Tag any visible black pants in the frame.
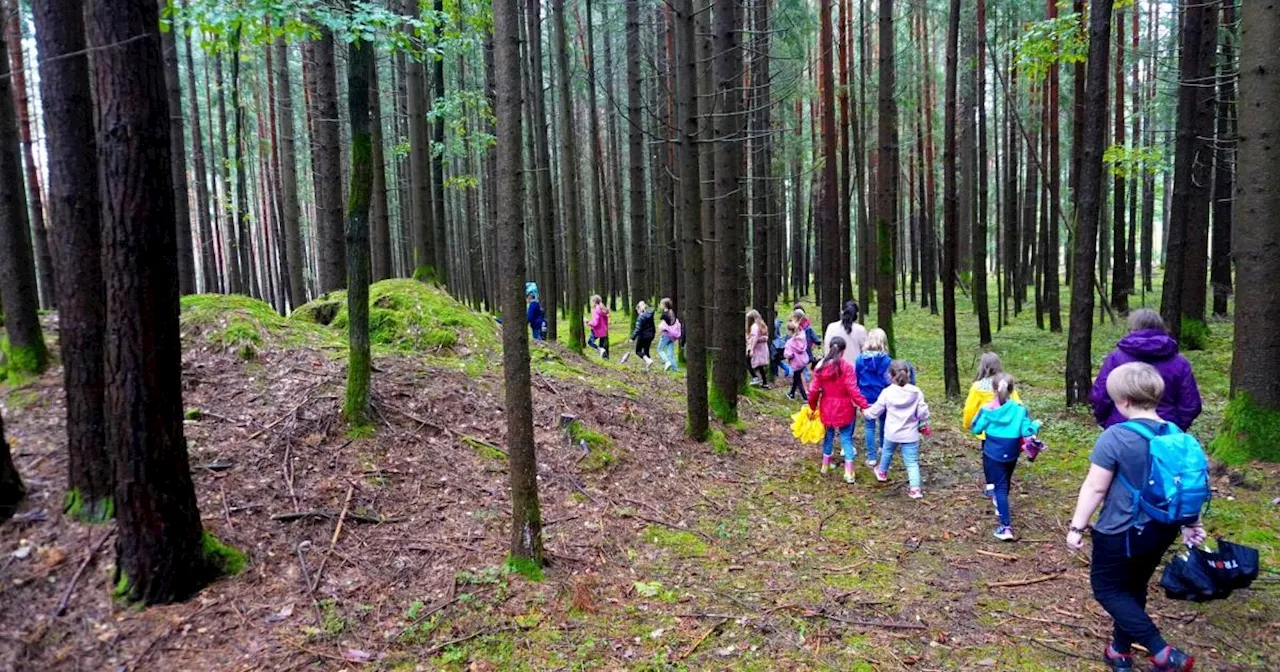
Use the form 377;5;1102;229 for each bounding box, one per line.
635;337;652;359
750;365;768;384
589;334;609;358
1091;523;1179;655
789;370;808;399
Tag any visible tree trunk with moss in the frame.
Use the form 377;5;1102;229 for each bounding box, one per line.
1217;0;1280;463
875;0;898;351
344;30;375;428
552;0;586;351
0;410;22;521
0;13;46;379
89;0;219;605
34;0;111;521
710;0;744;422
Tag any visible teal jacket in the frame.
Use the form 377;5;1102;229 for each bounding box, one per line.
971;400;1040;463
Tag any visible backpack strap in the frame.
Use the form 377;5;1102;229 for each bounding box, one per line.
1119;419;1157;441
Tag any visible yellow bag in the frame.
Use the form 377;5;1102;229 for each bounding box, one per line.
790;408;825;444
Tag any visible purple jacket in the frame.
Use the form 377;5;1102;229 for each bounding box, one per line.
1089;329;1202;431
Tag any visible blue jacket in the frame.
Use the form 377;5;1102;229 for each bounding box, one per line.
772;319;790;352
971;400;1041;463
855;351;893;404
526;300;545;333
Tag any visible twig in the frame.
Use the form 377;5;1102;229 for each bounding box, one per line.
423;626;515;656
1021;636;1092;660
621;511;715;543
988;572;1063;588
248;392;332;440
271;510;403;524
294;542;324;626
976;549;1019;561
677;618;726;660
310;485;354;592
391;596;459;641
53;531;114;617
815;613;928;630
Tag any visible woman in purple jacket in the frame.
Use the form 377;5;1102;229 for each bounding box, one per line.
1090;309;1202;431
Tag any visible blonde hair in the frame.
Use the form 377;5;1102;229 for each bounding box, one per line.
864;328;888;353
976;352;1004;380
745;309;765;335
992;373;1015;404
1106;362;1165;409
786;320;798;335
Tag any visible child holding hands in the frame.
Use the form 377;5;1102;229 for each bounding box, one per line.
864;360;931;499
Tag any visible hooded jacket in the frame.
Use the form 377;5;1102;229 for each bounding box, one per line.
587;306;610;339
971;399;1041;463
784;333;810;369
630;309;656;341
807;359;869;428
864;383;930;444
962;378;1023;436
855;351;893;404
1090;329;1202;430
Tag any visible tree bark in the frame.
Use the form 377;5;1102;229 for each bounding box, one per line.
711;0;745;420
215;52;240;293
310;29;347;293
0;411;22;521
972;0;990;345
674;0;708;439
3;1;55;309
625;0;647;309
942;0;961;398
371;61;392;283
818;0;839;327
431;0;449;286
405;0;437;280
585;0;608;301
344;29;374;427
185;21;217;293
1044;0;1062;332
274;37;307;309
33;0;110;521
1110;7;1129;314
837;0;852;305
1140;0;1158;294
89;0;214;604
1065;0;1114;406
1211;0;1236;318
154;0;196;296
229;31;256;297
552;0;586;350
876;0;898;349
1067;0;1084;289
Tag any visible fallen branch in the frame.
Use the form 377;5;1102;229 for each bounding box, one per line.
1021;636;1092;660
271;510;403;524
295;542;324;626
677;618;726;660
988;573;1063;589
310;485;354;592
53;531;114;617
976;549;1020;562
423;626;515;656
391;596;459;641
816;613;928;631
619;511;715;543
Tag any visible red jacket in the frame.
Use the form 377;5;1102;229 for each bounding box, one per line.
807;359;869;428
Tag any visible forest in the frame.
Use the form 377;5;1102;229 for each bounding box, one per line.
0;0;1277;669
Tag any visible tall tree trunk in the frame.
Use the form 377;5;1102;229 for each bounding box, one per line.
4;1;55;308
856;0;872;314
1067;0;1085;289
344;30;374;427
34;0;110;521
1004;61;1021;316
527;0;559;336
1045;0;1062;332
185;21;217;293
585;0;608;301
494;0;544;564
876;0;898;349
837;0;852;304
957;0;975;278
371;62;392;283
431;0;449;286
406;1;437;280
311;29;346;293
711;0;745;421
942;0;961;398
0;8;46;377
1020;82;1040;308
1211;0;1236;318
154;0;196;296
1140;0;1158;294
674;0;708;439
216;52;240;293
652;6;674;303
972;0;990;345
1065;0;1114;406
697;0;716;342
603;3;626;306
230;32;256;296
818;0;839;327
552;0;586;351
1221;0;1280;461
921;6;938;314
1110;7;1128;314
0;411;21;521
625;0;647;309
275;37;307;309
89;0;220;604
1161;0;1218;346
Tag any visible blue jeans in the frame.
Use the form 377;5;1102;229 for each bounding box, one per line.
821;424;856;461
983;455;1018;526
863;416;885;463
878;441;921;488
658;336;678;371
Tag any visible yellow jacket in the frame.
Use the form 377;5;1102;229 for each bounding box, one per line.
962;377;1023;436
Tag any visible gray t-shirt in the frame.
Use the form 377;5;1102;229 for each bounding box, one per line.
1088;418;1165;535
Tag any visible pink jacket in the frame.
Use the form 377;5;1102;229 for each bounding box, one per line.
747;323;770;368
784;333;809;369
587;306;609;339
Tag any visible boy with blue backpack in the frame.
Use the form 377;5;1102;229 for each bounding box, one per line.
1066;362;1207;672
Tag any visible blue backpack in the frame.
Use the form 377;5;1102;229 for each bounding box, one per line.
1118;421;1211;527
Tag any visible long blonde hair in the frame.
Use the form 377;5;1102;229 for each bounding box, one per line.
864;328;888;353
591;294;608;315
745;309;766;336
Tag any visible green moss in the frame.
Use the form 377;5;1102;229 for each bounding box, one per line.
424;328;459;349
181;294;287;360
184;407;203;420
568;421;615;470
3;341;48;380
318;598;347;637
709;384;738;425
1211;393;1280;464
347;424;376;440
63;489;114;524
463;435;507;461
202;531;247;576
112;572;131;600
305;279;496;354
708;429;733;455
506;554;545;582
641;525;707;556
289;294;344;326
1181;318;1210;351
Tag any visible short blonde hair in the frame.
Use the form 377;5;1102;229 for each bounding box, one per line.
864;328;888;352
1106;362;1165;409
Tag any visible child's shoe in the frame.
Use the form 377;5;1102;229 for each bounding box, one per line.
865;458;877;467
821;455;832;475
843;461;855;484
786;391;795;400
1102;645;1134;670
908;487;923;499
644;359;653;371
874;467;888;482
1149;647;1195;672
993;525;1015;541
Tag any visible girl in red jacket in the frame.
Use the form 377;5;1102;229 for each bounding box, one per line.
808;337;870;483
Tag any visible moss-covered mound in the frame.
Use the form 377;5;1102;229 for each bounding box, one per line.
291;279;497;354
180;294;289;360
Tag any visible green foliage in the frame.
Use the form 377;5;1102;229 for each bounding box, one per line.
1181;318;1210;351
1;340;47;382
1014;11;1088;81
1104;143;1165;179
708;429;733;455
506;554;545;582
173;0;428;55
112;572;131;601
181;294;288;359
641;525;707;557
63;489;114;524
568;421;615;471
317;598;347;637
1211;393;1280;464
463;435;506;461
202;531;248;576
709;384;738;425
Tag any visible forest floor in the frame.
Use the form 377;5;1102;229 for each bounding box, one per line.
0;281;1277;671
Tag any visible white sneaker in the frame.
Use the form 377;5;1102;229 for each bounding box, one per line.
993;526;1015;541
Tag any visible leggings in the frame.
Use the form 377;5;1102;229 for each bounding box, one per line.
789;371;807;399
588;334;610;358
635;337;653;359
1091;524;1179;655
750;365;768;382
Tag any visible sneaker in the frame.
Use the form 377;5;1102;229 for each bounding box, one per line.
644;359;653;371
620;352;631;364
786;391;796;400
1103;646;1135;670
1149;647;1195;672
874;468;888;482
844;470;855;484
598;347;606;358
821;456;832;475
908;487;923;499
865;458;877;467
993;525;1015;541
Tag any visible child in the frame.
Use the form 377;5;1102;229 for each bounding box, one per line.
771;317;793;379
855;328;893;467
962;353;1022;433
970;373;1040;540
586;295;610;359
525;282;546;341
745;310;770;386
807;337;870;483
864;360;930;498
620;301;655;370
783;321;810;400
1066;362;1202;672
656;298;681;372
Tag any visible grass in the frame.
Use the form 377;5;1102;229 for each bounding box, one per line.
566;420;615;471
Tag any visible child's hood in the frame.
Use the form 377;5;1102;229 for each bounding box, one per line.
977;400;1029;428
879;384;924;410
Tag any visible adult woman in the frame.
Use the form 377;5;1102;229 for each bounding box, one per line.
1090;309;1202;431
822;301;867;367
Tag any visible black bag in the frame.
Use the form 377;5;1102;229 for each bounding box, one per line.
1160;538;1261;602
